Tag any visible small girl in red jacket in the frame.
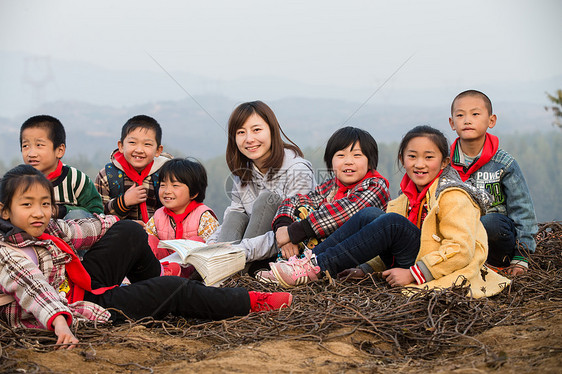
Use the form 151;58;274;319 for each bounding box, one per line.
146;158;219;259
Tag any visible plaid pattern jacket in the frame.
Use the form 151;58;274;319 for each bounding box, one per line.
0;215;117;330
273;174;390;239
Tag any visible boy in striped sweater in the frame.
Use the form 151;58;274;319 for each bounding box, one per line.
20;115;103;220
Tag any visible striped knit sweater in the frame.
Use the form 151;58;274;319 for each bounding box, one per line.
51;165;103;218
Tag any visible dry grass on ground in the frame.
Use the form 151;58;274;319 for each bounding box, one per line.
1;222;561;373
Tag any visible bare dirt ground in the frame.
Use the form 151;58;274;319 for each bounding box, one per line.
2;223;561;374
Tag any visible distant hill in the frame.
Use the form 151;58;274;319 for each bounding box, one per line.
0;94;555;163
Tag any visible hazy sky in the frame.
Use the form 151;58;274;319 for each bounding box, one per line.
1;0;561;114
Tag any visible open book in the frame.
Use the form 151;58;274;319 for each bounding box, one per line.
159;239;245;286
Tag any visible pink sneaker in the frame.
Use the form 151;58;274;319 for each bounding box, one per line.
161;261;181;277
249;291;293;312
270;249;321;288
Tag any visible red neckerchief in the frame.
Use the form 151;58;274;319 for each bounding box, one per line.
334;170;388;200
400;169;443;228
163;201;203;239
450;133;499;182
38;233;118;303
114;152;154;222
46;160;63;181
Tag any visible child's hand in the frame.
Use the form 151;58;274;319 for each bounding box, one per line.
275;227;291;247
507;265;527;276
52;315;79;350
382;268;415;287
337;268;366;280
124;185;148;207
280;242;300;259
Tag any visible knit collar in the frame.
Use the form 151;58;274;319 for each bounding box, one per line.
46;160;64;181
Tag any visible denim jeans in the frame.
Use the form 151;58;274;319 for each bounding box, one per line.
63;209;94;220
481;213;516;267
312;207;421;276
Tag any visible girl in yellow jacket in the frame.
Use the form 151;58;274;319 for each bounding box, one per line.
270;125;510;298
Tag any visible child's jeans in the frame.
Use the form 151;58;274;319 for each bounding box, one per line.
63;209;94;220
82;220;251;323
481;213;517;267
312;208;421;277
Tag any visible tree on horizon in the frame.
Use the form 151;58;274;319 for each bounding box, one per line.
545;89;562;129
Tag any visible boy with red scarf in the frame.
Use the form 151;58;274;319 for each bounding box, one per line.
449;90;538;276
95;115;172;222
20;115;103;220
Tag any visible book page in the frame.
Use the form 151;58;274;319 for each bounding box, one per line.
159;239;208;262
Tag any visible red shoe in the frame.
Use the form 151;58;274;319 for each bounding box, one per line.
161;261;181;277
248;291;293;312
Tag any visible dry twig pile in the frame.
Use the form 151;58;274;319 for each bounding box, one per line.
1;222;561;372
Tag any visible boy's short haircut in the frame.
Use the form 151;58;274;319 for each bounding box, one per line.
159;158;207;203
20;115;66;149
451;90;493;116
323;126;379;170
121;115;163;147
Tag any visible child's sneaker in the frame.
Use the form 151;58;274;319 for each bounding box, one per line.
485;262;507;274
161;261;181;277
270;249;321;288
248;291;293;312
255;270;280;285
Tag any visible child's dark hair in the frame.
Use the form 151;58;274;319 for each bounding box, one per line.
19;115;66;149
0;164;56;214
324;127;379;170
121;115;163;147
158;158;207;203
397;125;449;166
451;90;493;116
